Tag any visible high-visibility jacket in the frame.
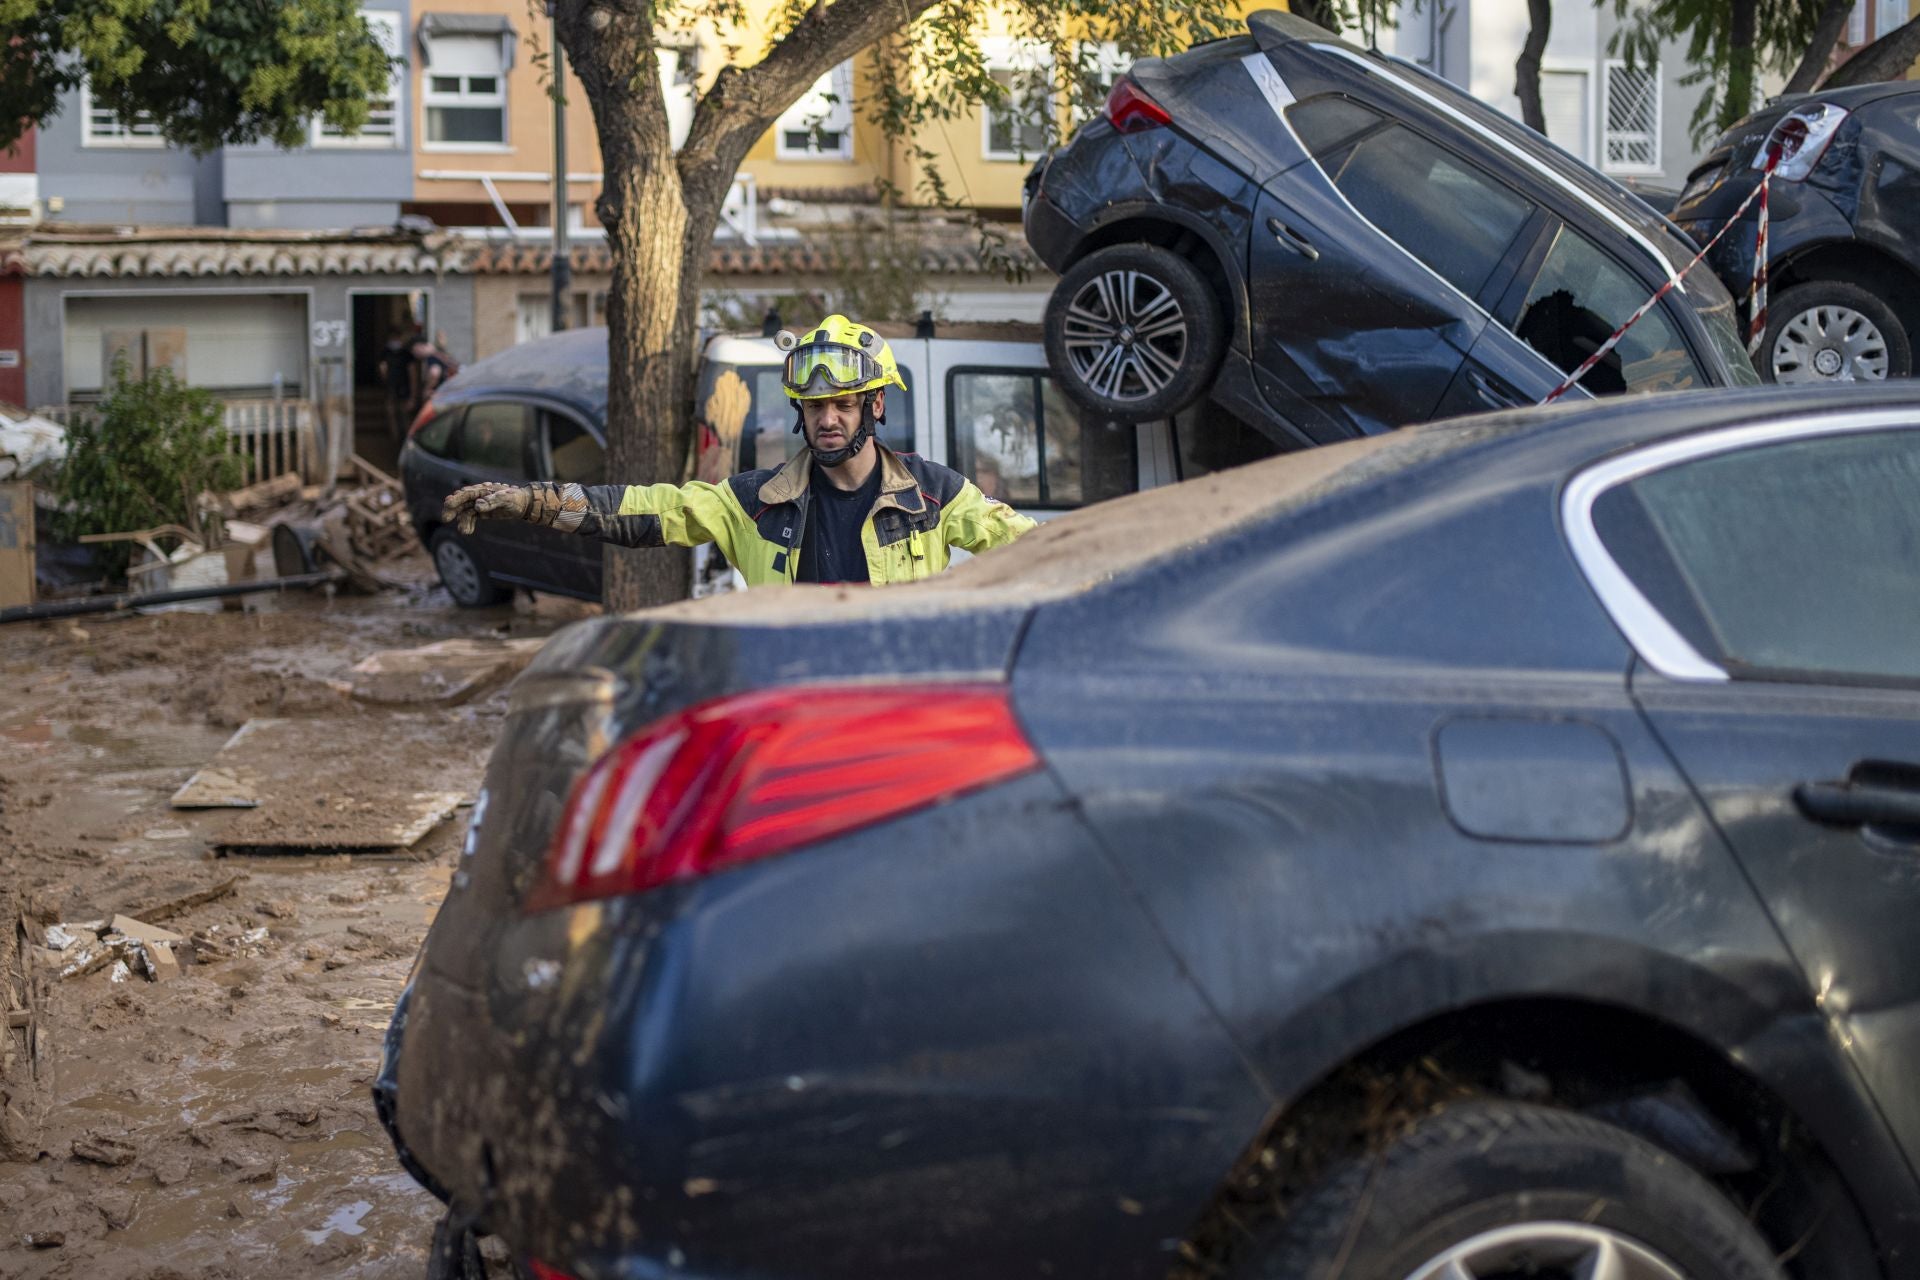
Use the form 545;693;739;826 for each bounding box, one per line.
552;446;1035;587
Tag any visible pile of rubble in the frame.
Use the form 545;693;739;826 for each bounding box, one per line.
214;453;422;593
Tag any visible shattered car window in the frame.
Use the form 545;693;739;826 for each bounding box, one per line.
1515;226;1701;395
1304;115;1535;299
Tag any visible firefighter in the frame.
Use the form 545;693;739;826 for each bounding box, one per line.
441;315;1035;586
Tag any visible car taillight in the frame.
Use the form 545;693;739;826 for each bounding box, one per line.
524;684;1040;913
407;399;436;437
1754;103;1848;181
526;1263;576;1280
1105;77;1170;133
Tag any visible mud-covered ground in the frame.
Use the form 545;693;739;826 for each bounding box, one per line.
0;576;587;1278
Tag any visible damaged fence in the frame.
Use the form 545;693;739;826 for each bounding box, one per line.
33;399;321;487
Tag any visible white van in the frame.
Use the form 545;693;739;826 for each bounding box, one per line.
693;321;1281;521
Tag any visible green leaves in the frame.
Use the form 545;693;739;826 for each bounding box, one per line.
0;0;394;153
54;362;244;582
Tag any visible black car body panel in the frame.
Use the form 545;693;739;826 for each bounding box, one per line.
400;328;613;601
1029;11;1756;447
384;385;1920;1278
1673;83;1920;342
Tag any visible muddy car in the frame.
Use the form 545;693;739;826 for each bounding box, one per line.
1024;9;1759;444
381;384;1920;1280
1671;81;1920;383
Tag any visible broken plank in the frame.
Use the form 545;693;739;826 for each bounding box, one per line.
171;720;275;809
123;875;243;923
216;790;465;855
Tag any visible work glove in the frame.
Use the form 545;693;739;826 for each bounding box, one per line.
443;482;531;535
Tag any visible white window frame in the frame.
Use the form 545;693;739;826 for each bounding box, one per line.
421;35;509;152
1537;58;1595;163
775;61;855;160
1065;40;1131;129
314;9;404;149
79;80;164;148
1601;59;1662;176
981;38;1053;163
1874;0;1905;41
1849;0;1869;45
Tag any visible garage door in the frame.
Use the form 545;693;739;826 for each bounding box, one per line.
63;293;309;399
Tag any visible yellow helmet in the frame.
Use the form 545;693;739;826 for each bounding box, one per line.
774;315;907;401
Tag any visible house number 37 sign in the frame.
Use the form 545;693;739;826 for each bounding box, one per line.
311;320;349;348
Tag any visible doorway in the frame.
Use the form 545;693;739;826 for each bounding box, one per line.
350;290;429;473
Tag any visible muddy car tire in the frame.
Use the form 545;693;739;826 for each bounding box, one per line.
1045;243;1225;422
1232;1101;1783;1280
427;1210;485;1280
430;528;510;608
1762;281;1912;383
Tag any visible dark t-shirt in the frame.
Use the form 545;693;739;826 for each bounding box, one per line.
798;463;880;585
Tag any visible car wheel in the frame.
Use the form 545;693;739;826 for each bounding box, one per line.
1232;1102;1783;1280
430;527;509;608
1045;243;1225;421
426;1210;485;1279
1762;282;1911;383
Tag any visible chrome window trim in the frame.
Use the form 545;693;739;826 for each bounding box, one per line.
1562;408;1918;682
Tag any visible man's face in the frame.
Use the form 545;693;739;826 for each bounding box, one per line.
801;390;882;456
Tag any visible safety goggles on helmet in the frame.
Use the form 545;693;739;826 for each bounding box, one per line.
783;341;885;398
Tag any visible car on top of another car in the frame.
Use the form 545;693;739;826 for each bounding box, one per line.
1024;9;1760;445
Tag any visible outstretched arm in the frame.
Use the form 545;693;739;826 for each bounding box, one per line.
441;480;742;552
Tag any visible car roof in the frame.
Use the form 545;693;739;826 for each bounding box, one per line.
434;326;612;421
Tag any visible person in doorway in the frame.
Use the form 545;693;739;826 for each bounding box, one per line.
441;315;1035;586
378;326;419;443
411;334;460;407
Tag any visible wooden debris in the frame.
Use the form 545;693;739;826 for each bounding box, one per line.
71;1133;137;1166
346;637;546;706
110;915;185;947
123;875;244;922
141;941;180;983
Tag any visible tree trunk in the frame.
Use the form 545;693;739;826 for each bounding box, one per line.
1723;0;1759;134
1823;11;1920;87
556;3;712;612
1785;0;1856;94
1513;0;1552;133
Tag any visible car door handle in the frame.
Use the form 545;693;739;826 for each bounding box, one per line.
1466;367;1526;408
1794;779;1920;829
1266;217;1320;261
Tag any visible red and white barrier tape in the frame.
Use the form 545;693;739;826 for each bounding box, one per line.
1745;170;1770;357
1541;157;1777;404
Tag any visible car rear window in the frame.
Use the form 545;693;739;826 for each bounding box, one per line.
1596;428;1920;683
1293;101;1535;300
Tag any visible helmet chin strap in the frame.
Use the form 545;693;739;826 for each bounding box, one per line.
795;394;881;468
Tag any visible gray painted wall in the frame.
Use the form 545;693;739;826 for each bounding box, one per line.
36;0;411;231
36;88;210;226
222;0;413;230
22;271;474;409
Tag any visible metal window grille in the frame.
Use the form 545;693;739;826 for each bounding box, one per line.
317;11;403;145
82;83;163;145
1603;62;1660;172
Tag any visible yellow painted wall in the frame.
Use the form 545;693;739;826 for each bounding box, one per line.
410;0;606;220
411;0;1276;216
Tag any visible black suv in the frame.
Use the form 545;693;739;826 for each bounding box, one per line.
1025;10;1759;445
1671;82;1920;384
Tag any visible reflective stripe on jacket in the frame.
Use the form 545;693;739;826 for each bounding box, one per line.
565;446;1035;587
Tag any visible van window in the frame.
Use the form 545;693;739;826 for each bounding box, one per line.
701;363;915;474
1296;108;1535;300
948;369;1136;508
1514;225;1702;395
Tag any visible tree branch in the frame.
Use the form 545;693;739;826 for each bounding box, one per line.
678;0;943;176
1821;10;1920;87
1784;0;1852;94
